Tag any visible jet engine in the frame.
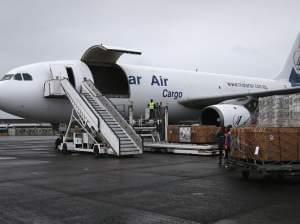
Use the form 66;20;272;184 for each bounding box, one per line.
201;104;251;127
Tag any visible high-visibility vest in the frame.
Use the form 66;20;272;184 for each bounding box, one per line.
149;101;155;110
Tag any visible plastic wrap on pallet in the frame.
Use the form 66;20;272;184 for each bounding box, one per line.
258;94;300;127
289;94;300;127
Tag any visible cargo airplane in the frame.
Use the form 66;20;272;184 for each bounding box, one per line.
1;34;300;127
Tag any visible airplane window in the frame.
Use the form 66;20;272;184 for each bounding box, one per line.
23;73;33;81
1;74;13;81
14;73;22;81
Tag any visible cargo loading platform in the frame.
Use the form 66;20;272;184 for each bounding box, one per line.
144;142;219;156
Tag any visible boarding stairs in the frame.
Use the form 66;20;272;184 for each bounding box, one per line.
60;79;143;156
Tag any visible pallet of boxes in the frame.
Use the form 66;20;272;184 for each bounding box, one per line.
167;125;219;155
230;94;300;179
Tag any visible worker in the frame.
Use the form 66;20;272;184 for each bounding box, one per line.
224;125;232;164
216;125;225;165
148;99;155;119
158;102;163;118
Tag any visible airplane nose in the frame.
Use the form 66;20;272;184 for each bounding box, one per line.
0;81;15;113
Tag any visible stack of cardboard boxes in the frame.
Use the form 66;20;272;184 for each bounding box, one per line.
289;94;300;127
231;127;300;162
167;125;218;144
167;94;300;162
234;94;300;162
258;94;300;127
191;126;218;144
167;125;180;143
258;95;290;127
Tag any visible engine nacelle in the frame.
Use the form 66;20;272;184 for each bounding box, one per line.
201;104;251;127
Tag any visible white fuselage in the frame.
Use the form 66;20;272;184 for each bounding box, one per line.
0;60;289;123
116;64;289;121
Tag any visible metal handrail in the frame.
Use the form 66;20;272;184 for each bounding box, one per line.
80;92;121;155
83;80;143;149
61;79;120;155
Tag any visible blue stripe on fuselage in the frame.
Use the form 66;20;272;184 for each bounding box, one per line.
289;68;300;87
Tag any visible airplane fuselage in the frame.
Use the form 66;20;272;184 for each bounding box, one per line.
0;60;289;124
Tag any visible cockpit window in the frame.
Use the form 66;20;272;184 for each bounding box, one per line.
22;73;32;81
1;74;13;81
14;73;22;81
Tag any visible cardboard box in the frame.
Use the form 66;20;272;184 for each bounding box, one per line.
167;125;179;143
279;128;298;161
254;128;281;161
191;125;218;144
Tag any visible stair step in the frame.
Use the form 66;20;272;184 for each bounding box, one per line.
103;116;114;119
110;125;121;128
120;146;139;150
119;136;129;140
98;112;109;115
110;123;121;126
120;140;132;143
103;118;114;121
97;112;109;115
120;148;140;153
115;131;126;135
105;120;116;123
107;123;118;126
121;144;136;148
120;144;138;149
106;120;117;123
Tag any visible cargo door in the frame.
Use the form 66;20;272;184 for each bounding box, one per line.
44;64;69;98
50;64;68;79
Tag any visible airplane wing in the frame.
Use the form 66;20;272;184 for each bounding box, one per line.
178;87;300;108
81;44;142;64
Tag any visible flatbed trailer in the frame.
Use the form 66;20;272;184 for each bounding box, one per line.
144;142;219;156
227;158;300;179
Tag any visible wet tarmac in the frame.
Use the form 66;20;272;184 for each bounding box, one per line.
0;136;300;224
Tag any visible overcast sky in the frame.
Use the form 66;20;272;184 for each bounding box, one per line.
1;0;300;76
0;0;300;118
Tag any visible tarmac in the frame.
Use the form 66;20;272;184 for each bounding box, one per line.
0;136;300;224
